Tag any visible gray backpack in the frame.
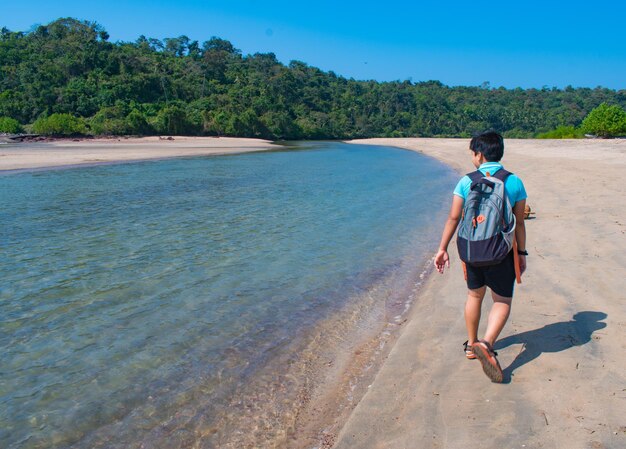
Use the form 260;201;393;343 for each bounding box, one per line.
457;169;516;266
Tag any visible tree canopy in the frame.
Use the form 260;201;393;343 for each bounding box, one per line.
0;116;22;133
580;103;626;138
1;18;625;139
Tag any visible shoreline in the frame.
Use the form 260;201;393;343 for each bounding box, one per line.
288;254;440;449
334;138;626;449
0;136;278;172
1;139;453;449
4;137;625;447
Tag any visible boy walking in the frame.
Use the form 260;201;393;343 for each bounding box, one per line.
434;131;527;383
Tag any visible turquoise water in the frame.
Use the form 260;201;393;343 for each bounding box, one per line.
0;142;457;448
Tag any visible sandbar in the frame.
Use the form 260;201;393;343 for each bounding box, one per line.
332;138;626;449
0;136;277;171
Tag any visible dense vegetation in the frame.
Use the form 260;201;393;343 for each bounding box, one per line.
1;18;625;139
0;116;22;133
580;103;626;138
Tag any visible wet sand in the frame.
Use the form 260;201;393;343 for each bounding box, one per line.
335;138;626;449
0;136;277;171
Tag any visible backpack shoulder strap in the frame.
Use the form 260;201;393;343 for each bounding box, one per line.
493;169;514;221
468;170;495;191
467;170;483;184
492;169;512;181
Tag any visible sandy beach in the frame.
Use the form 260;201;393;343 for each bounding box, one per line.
2;136;625;448
333;138;626;449
0;136;277;171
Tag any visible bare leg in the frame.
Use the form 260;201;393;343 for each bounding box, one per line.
483;291;512;346
465;286;487;345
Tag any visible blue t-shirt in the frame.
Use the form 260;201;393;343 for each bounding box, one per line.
453;162;527;206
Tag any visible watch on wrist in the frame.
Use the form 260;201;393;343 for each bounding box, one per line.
517;249;528;256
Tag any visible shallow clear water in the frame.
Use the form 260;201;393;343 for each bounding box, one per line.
0;142;457;448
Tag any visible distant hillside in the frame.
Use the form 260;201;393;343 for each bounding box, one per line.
1;18;625;139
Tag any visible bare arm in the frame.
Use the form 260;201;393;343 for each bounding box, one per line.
513;199;527;274
434;195;464;274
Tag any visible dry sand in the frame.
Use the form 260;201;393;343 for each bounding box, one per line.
0;136;277;171
333;138;626;449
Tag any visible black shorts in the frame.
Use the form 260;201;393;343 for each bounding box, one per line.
466;251;516;297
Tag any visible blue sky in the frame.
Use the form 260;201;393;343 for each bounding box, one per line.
3;0;625;89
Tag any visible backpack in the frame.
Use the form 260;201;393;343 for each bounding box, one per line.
456;169;516;266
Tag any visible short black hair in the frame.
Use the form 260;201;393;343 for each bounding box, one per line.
470;131;504;162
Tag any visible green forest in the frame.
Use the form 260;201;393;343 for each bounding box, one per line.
1;18;625;139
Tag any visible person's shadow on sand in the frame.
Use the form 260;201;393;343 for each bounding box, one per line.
494;311;607;384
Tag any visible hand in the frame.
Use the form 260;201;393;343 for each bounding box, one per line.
519;255;527;275
434;249;450;274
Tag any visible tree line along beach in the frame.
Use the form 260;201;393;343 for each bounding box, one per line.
1;18;626;141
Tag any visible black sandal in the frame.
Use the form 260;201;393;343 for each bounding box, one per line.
463;340;477;359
